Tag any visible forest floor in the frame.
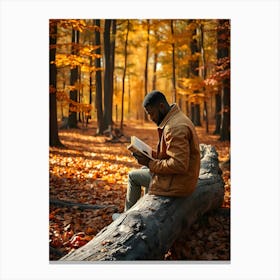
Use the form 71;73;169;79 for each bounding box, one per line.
49;120;230;261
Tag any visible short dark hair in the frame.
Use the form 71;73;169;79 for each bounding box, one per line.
143;90;168;108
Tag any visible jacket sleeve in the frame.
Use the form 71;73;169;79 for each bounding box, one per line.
148;125;190;174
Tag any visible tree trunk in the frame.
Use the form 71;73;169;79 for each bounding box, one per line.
199;23;209;133
220;78;230;141
87;56;92;125
49;20;63;147
170;20;177;103
120;20;129;130
60;144;224;261
152;52;158;90
217;20;230;141
152;29;159;90
143;19;150;122
144;19;150;97
110;19;116;121
191;103;201;126
68;29;79;128
103;19;113;130
78;67;82;123
189;21;201;126
213;93;221;135
94;19;105;135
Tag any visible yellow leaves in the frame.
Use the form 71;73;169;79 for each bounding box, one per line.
178;74;219;102
55;89;93;113
79;45;101;57
54;45;103;74
178;77;205;91
55;54;84;69
58;19;87;32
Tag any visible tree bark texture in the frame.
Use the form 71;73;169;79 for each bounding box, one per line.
68;29;79;128
94;19;104;135
60;144;224;261
189;22;201;126
49;20;63;147
120;20;129;130
213;93;221;135
103;19;113;130
170;20;177;103
217;19;230;141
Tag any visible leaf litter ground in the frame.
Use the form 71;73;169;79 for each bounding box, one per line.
49;121;230;261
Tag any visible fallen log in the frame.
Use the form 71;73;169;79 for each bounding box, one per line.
60;144;224;261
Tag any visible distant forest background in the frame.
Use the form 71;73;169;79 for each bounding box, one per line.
49;19;230;146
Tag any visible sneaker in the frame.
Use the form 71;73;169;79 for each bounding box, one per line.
112;213;121;221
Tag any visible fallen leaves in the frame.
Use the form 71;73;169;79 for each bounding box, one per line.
49;129;134;259
166;210;230;260
49;122;230;260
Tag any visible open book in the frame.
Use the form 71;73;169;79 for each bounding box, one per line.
127;136;154;160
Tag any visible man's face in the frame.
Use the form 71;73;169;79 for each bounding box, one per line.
145;104;165;126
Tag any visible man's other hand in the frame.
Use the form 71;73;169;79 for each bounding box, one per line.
132;153;151;167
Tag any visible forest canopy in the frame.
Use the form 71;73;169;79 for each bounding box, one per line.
49;19;230;146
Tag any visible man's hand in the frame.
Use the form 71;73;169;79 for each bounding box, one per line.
133;152;151;167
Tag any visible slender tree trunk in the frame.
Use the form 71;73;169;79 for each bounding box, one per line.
68;29;79;128
152;52;158;89
143;19;150;121
213;93;221;135
128;74;131;118
110;20;116;123
152;30;159;90
220;78;230;141
78;67;82;123
87;56;92;125
189;21;201;126
185;100;189;117
94;19;105;135
120;20;129;130
199;23;209;133
103;19;115;131
218;20;230;141
61;80;66;119
144;19;150;96
170;20;177;103
49;20;63;147
191;103;201;125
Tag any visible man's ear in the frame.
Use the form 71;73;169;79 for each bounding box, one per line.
159;102;165;112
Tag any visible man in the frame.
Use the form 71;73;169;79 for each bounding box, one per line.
113;90;200;219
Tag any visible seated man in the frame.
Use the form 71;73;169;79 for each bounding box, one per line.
113;90;200;219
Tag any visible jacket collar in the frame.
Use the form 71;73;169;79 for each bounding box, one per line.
158;103;179;129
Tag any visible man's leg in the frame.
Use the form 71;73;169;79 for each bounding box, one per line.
125;167;152;211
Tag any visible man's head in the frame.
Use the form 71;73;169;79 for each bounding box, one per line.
143;90;171;126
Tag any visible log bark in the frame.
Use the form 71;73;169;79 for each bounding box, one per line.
60;144;224;261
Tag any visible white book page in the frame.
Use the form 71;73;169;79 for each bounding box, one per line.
131;136;153;158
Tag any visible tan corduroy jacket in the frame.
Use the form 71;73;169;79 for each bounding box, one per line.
148;104;200;197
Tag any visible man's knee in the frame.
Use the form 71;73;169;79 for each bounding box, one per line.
128;170;133;181
128;170;139;182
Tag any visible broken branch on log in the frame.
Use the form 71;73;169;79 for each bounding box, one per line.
50;199;117;211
